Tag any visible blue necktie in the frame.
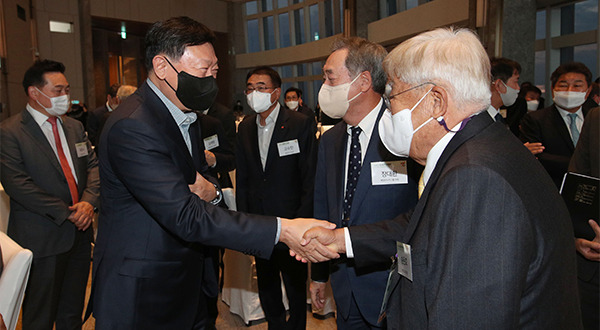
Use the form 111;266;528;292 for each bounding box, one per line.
342;126;362;227
494;112;505;124
568;113;579;145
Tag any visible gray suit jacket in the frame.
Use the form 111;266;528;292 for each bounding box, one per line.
0;108;99;257
350;112;582;329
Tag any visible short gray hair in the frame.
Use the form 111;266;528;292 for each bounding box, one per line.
116;85;137;101
383;27;491;111
331;36;388;95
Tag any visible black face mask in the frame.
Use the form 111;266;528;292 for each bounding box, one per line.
164;57;219;111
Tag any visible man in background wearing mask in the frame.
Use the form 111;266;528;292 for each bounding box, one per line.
487;57;520;123
236;66;317;329
87;83;120;146
311;36;419;329
520;62;593;188
285;87;317;122
92;18;331;328
0;59;99;329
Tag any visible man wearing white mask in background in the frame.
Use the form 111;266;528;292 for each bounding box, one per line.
487;57;520;124
0;59;99;329
520;61;593;188
311;36;420;329
236;66;317;329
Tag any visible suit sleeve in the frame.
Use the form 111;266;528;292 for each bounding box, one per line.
519;113;570;179
235;123;249;213
211;121;236;173
77;122;100;208
569;108;598;176
311;139;330;281
295;115;317;218
86;111;101;146
0;124;71;225
106;118;277;256
419;165;533;328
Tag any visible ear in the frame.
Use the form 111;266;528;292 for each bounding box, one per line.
430;85;448;120
153;55;169;80
358;71;372;92
27;86;39;100
493;79;505;93
584;85;592;99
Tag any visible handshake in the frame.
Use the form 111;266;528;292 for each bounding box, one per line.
279;218;346;263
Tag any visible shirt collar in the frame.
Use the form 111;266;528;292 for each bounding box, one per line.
486;104;499;119
256;103;280;128
346;97;383;140
147;78;190;127
106;101;114;112
26;103;61;126
422;121;461;186
555;104;583;119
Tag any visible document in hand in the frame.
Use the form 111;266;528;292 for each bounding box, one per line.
560;172;599;240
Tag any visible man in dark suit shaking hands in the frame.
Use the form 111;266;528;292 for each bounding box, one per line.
236;66;317;330
296;28;582;329
0;60;99;329
310;37;419;329
91;17;332;329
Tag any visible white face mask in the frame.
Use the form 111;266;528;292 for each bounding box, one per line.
500;81;519;107
553;91;587;109
285;100;299;110
247;90;276;113
35;87;70;116
526;100;539;111
318;74;362;119
378;87;434;157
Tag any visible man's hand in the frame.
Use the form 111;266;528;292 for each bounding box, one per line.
524;142;544;155
279;218;338;262
291;227;346;263
68;201;94;231
189;172;217;202
575;220;600;261
310;281;327;310
204;150;216;167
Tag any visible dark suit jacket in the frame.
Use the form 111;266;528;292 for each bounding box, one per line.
235;107;317;221
311;104;420;325
0;109;99;257
205;103;236;188
197;113;235;177
350;112;581;329
568;107;599;284
520;104;589;188
91;82;278;329
86;104;109;146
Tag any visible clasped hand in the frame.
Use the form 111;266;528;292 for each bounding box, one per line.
281;220;346;263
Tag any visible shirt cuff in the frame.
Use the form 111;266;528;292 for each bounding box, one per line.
344;227;354;258
275;217;281;244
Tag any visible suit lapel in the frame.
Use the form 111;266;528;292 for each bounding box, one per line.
20;110;64;176
551;106;576;151
329;123;347;224
61;118;85;186
402;112;493;243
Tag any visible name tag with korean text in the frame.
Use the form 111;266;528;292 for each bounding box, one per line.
277;139;300;157
75;142;88;158
203;134;219;151
371;160;408;185
396;241;413;281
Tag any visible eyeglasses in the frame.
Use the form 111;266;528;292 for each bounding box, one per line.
383;82;435;109
245;86;275;94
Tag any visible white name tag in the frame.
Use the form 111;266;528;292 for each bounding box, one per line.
396;241;413;281
75;142;88;158
371;160;408;185
203;134;219;151
277;139;300;157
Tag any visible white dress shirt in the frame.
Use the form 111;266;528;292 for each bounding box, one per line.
256;103;280;170
26;104;78;183
555;105;584;139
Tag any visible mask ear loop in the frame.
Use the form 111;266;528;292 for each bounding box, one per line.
162;57;179;93
436;116;471;133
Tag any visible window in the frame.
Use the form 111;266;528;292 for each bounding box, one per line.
246;2;258;15
279;13;291;48
263;16;275;50
277;0;288;8
247;19;260;53
262;0;273;12
535;10;545;40
309;4;320;41
294;8;305;45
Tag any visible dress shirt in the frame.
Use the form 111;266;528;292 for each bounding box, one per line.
256;103;281;170
555;105;584;139
26;104;78;184
106;101;114;112
486;105;500;121
344;119;461;257
147;79;196;155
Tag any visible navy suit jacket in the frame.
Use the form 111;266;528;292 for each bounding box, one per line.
92;82;277;329
311;104;420;325
350;112;581;329
0;109;99;257
235;107;317;221
520;104;590;188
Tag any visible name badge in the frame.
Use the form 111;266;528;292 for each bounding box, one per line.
277;139;300;157
203;134;219;151
396;241;413;281
75;142;88;158
371;160;408;185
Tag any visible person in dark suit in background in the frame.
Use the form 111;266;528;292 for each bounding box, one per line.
202;102;236;189
87;83;120;146
519;82;544;112
285;87;316;120
91;17;331;329
236;66;317;330
520;62;593;188
310;36;419;329
569;106;600;330
0;59;99;329
486;57;521;125
296;27;582;329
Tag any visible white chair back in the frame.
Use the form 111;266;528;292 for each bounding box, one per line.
0;231;33;330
